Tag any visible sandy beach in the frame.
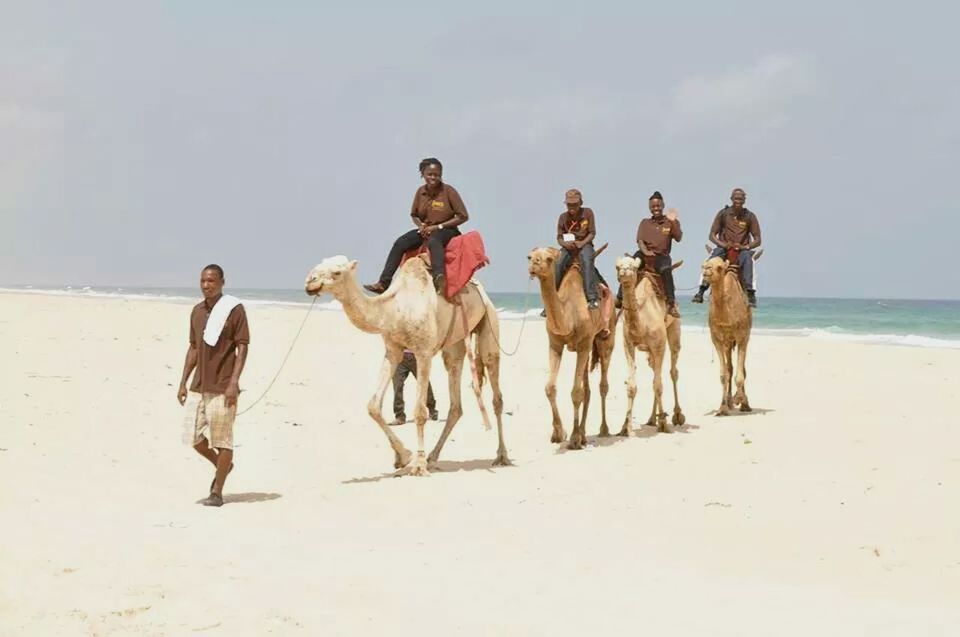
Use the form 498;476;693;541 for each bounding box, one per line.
1;291;958;636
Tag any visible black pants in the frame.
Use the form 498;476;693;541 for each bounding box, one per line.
393;352;436;419
377;227;461;287
617;251;676;304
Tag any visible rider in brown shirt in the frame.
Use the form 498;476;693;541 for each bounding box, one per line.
616;191;683;317
364;157;469;295
554;188;600;308
692;188;762;307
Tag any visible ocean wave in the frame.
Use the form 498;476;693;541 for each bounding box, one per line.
497;307;544;320
682;324;960;349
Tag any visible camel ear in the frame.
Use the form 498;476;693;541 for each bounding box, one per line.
348;260;358;271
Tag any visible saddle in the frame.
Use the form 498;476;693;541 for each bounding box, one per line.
640;255;668;302
399;230;490;300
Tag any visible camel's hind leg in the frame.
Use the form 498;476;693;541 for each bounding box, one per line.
667;319;685;427
427;341;466;468
398;352;434;476
475;314;511;466
567;348;591;450
367;347;412;469
734;340;751;412
650;346;669;432
621;342;638;437
546;344;566;443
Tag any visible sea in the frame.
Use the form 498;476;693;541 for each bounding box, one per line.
3;286;959;350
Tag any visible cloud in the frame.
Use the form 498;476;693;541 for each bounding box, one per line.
663;53;817;137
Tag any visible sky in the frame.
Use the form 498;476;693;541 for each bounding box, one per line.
2;1;958;298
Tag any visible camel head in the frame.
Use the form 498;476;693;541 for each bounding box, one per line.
304;255;358;296
615;255;642;286
527;247;561;280
701;256;728;285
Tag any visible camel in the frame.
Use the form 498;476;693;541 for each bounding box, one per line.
615;255;685;434
304;255;510;475
701;248;762;415
527;247;617;450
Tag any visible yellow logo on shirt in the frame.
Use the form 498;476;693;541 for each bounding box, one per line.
738;221;747;227
431;200;445;209
661;227;671;234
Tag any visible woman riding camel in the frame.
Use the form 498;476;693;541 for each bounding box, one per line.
364;158;470;295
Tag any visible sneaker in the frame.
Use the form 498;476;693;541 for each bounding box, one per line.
588;299;600;310
429;409;439;421
747;290;757;308
691;290;705;304
363;282;386;294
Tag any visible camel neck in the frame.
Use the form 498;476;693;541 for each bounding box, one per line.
335;272;389;334
538;270;573;336
709;273;746;320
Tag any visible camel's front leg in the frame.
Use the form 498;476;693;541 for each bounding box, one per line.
734;340;751;412
713;341;732;416
399;352;434;476
568;348;591;450
667;320;685;427
620;343;638;437
427;341;466;468
650;347;669;432
597;348;612;437
546;344;566;443
367;349;411;468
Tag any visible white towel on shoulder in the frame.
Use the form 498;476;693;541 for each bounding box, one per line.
203;295;242;347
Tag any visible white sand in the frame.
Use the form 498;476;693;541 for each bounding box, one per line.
1;292;958;635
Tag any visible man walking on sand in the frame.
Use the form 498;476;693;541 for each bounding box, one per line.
177;264;250;507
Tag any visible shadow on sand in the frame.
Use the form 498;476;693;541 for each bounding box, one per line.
342;457;509;485
704;407;776;418
222;492;283;504
553;420;702;453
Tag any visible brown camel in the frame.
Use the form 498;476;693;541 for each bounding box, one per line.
615;255;685;434
304;255;510;475
701;249;762;415
527;247;617;450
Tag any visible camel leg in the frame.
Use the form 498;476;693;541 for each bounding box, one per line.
367;348;412;468
580;360;591;436
644;352;658;427
651;347;669;433
398;352;433;476
620;343;637;437
475;317;511;466
568;349;591;450
734;340;751;412
598;346;612;438
667;319;685;427
427;341;466;468
714;342;732;416
725;346;735;411
546;344;566;443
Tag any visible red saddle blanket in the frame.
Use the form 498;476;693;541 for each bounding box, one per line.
399;230;491;299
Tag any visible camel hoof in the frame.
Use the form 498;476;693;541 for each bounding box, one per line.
673;412;686;427
567;441;583;451
394;450;413;469
618;426;632;437
397;461;430;477
740;404;753;413
598;426;611;438
715;408;730;417
551;429;567;444
492;455;513;467
644;419;655;428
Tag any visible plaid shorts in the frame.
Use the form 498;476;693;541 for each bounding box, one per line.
193;392;236;450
